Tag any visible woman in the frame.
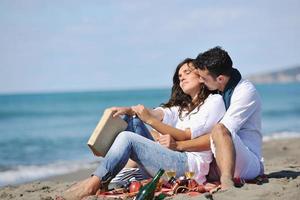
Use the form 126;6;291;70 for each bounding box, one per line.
60;58;226;200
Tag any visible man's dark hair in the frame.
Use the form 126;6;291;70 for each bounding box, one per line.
194;46;233;78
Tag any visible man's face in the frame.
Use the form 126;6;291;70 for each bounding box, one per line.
197;69;220;91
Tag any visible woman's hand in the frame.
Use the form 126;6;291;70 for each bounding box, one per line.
110;106;134;117
158;134;177;150
131;104;154;124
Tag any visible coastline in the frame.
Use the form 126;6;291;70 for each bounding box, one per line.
1;138;300;200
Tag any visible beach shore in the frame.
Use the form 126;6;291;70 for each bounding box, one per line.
1;138;299;200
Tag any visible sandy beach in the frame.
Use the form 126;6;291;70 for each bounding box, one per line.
1;137;299;200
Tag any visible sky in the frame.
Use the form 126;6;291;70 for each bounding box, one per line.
0;0;299;94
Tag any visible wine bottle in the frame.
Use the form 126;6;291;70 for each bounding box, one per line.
134;168;165;200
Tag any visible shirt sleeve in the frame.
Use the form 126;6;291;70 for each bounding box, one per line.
190;94;226;139
220;83;260;136
154;106;179;127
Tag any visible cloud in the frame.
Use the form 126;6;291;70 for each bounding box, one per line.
0;0;300;93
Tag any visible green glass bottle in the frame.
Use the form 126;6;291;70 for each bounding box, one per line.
135;168;165;200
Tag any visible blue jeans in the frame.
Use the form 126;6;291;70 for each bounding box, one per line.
122;115;155;141
93;115;189;182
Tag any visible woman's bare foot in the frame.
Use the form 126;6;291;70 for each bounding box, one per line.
58;176;101;200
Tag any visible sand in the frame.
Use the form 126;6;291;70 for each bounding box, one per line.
1;138;299;200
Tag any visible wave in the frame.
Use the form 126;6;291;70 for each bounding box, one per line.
262;108;300;117
1;131;299;188
0;110;97;120
263;131;300;141
0;159;101;187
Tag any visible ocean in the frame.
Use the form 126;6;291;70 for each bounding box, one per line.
0;84;299;186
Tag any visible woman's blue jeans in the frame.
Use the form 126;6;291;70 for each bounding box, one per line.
93;115;189;182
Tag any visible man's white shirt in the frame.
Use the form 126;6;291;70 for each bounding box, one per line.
220;78;263;164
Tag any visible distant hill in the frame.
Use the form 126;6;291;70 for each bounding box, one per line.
247;66;300;84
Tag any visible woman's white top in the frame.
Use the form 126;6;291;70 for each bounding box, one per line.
156;94;225;183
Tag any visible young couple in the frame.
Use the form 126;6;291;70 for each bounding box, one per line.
61;47;263;200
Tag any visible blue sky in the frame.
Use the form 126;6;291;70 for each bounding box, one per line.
0;0;299;94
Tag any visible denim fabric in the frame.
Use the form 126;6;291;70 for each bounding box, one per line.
93;115;189;182
122;115;154;141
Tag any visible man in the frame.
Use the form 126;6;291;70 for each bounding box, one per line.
154;47;262;191
192;46;263;190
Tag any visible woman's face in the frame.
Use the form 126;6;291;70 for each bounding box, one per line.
178;62;203;97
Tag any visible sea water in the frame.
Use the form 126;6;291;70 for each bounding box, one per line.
0;84;299;186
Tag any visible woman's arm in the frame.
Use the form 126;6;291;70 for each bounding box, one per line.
147;118;191;141
166;95;225;150
131;104;191;141
175;133;211;151
158;134;210;152
110;106;135;117
111;106;164;121
149;108;164;121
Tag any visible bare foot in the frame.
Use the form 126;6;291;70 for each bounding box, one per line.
220;176;234;190
210;176;234;194
209;185;221;194
59;176;101;200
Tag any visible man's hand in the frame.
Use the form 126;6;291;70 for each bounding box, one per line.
110;107;133;117
131;104;154;124
158;134;177;150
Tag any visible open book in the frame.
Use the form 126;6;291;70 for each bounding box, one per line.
87;108;128;157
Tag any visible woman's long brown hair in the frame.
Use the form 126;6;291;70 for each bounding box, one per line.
161;58;212;119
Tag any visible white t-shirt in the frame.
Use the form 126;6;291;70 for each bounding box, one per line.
156;94;226;183
220;79;262;161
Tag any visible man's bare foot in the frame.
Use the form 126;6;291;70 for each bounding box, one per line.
220;176;234;190
58;176;101;200
210;176;234;194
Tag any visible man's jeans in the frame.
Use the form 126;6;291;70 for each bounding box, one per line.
93;115;189;182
